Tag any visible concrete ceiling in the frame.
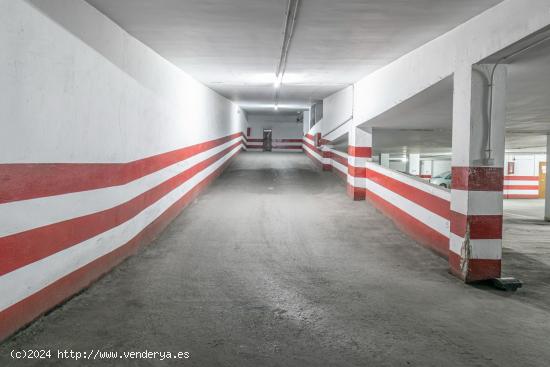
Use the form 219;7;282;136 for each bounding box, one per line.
364;34;550;154
85;0;503;114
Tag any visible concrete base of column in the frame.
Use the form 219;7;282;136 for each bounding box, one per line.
347;184;366;201
448;253;501;283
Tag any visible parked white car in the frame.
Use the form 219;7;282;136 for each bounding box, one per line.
430;171;452;188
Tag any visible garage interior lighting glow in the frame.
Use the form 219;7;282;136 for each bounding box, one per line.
274;75;282;88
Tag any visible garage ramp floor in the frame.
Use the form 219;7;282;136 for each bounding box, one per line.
2;152;550;367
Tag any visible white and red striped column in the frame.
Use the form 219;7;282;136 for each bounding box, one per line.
347;127;372;200
449;64;507;282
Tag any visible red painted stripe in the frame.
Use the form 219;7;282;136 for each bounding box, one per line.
448;252;501;282
450;211;502;239
316;133;322;147
503;185;539;190
348;146;372;158
348;166;366;178
451;167;503;191
365;189;449;258
0;142;242;277
504;194;539;199
323;150;332;159
420;175;432;179
504;176;538;181
303;141;323;156
347;183;366;200
331;153;348;167
305;134;314;140
0;132;242;204
0;149;239;342
365;168;450;220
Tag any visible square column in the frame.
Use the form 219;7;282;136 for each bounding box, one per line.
347;127;372;200
449;64;507;282
380;153;390;168
408;154;421;175
420;159;432;178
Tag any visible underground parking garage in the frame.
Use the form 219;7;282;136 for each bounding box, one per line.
2;0;550;366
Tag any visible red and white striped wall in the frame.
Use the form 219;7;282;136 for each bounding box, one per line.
303;134;451;257
0;132;245;341
364;162;451;257
503;176;540;199
327;149;348;181
244;137;302;152
303;134;330;169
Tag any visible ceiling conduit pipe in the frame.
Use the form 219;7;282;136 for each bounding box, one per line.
274;0;300;109
485;34;550;161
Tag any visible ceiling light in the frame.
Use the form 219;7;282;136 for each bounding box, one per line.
274;104;279;111
274;75;282;88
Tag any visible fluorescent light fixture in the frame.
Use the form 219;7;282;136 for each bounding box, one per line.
274;75;282;88
274;104;279;111
237;102;310;110
401;157;408;162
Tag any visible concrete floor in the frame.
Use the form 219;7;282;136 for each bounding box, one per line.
2;152;550;366
502;199;550;312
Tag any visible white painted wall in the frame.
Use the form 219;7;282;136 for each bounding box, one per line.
408;154;421;175
0;0;247;164
322;85;353;134
420;160;432;176
0;0;249;340
247;114;303;140
505;153;546;176
302;110;311;136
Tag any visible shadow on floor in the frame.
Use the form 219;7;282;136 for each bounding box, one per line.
472;247;550;312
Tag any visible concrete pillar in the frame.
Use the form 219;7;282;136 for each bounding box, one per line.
347;127;372;200
545;135;550;221
449;64;507;282
302;110;311;136
380;153;390;168
408;154;420;175
420;159;432;178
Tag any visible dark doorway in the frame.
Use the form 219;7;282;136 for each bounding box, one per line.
263;129;272;151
